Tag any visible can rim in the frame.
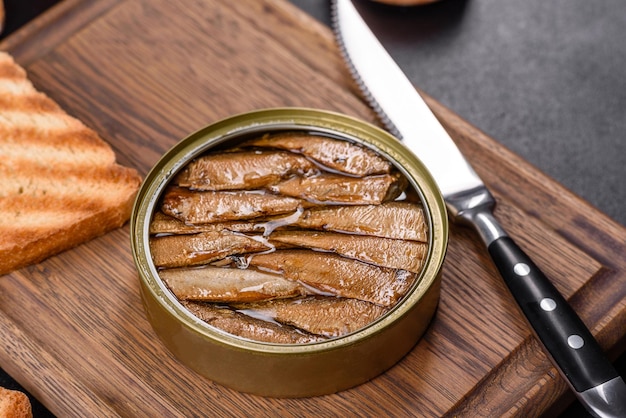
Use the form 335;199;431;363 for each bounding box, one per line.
130;107;448;355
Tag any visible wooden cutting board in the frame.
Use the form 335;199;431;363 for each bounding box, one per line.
1;0;625;416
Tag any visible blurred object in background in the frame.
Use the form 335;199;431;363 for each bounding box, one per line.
0;0;60;39
372;0;441;5
0;1;4;35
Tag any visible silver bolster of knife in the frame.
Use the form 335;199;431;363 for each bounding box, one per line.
580;377;626;418
444;186;505;245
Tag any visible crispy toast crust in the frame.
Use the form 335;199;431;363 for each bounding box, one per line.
0;387;32;418
0;51;142;275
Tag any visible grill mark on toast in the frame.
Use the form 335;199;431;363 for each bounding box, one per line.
0;164;138;200
1;142;115;167
0;51;142;274
0;205;109;231
0;128;116;151
0;167;139;231
0;59;27;79
0;110;88;132
0;93;61;113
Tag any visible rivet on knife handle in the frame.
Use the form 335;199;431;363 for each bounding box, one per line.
332;1;626;416
488;234;620;392
462;194;626;418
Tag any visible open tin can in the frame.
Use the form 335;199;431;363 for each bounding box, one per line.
130;108;448;397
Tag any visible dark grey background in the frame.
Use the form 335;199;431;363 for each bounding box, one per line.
1;0;624;416
292;0;626;228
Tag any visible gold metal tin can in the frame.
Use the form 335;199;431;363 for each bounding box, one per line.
130;108;448;397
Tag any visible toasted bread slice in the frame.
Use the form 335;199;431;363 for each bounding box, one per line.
0;51;142;275
0;387;32;418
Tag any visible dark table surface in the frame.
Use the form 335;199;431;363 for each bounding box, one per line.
1;0;624;416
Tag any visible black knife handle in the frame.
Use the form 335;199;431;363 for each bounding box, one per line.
449;189;626;415
488;236;619;392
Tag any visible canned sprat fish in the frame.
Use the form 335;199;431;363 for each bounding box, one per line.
130;108;447;397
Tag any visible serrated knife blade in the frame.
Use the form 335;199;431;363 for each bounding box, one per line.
332;1;626;416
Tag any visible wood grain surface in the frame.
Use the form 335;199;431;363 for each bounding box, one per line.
1;0;625;416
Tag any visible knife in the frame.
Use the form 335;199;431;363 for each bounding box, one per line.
332;1;626;416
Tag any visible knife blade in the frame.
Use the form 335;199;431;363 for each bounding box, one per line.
332;1;626;416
